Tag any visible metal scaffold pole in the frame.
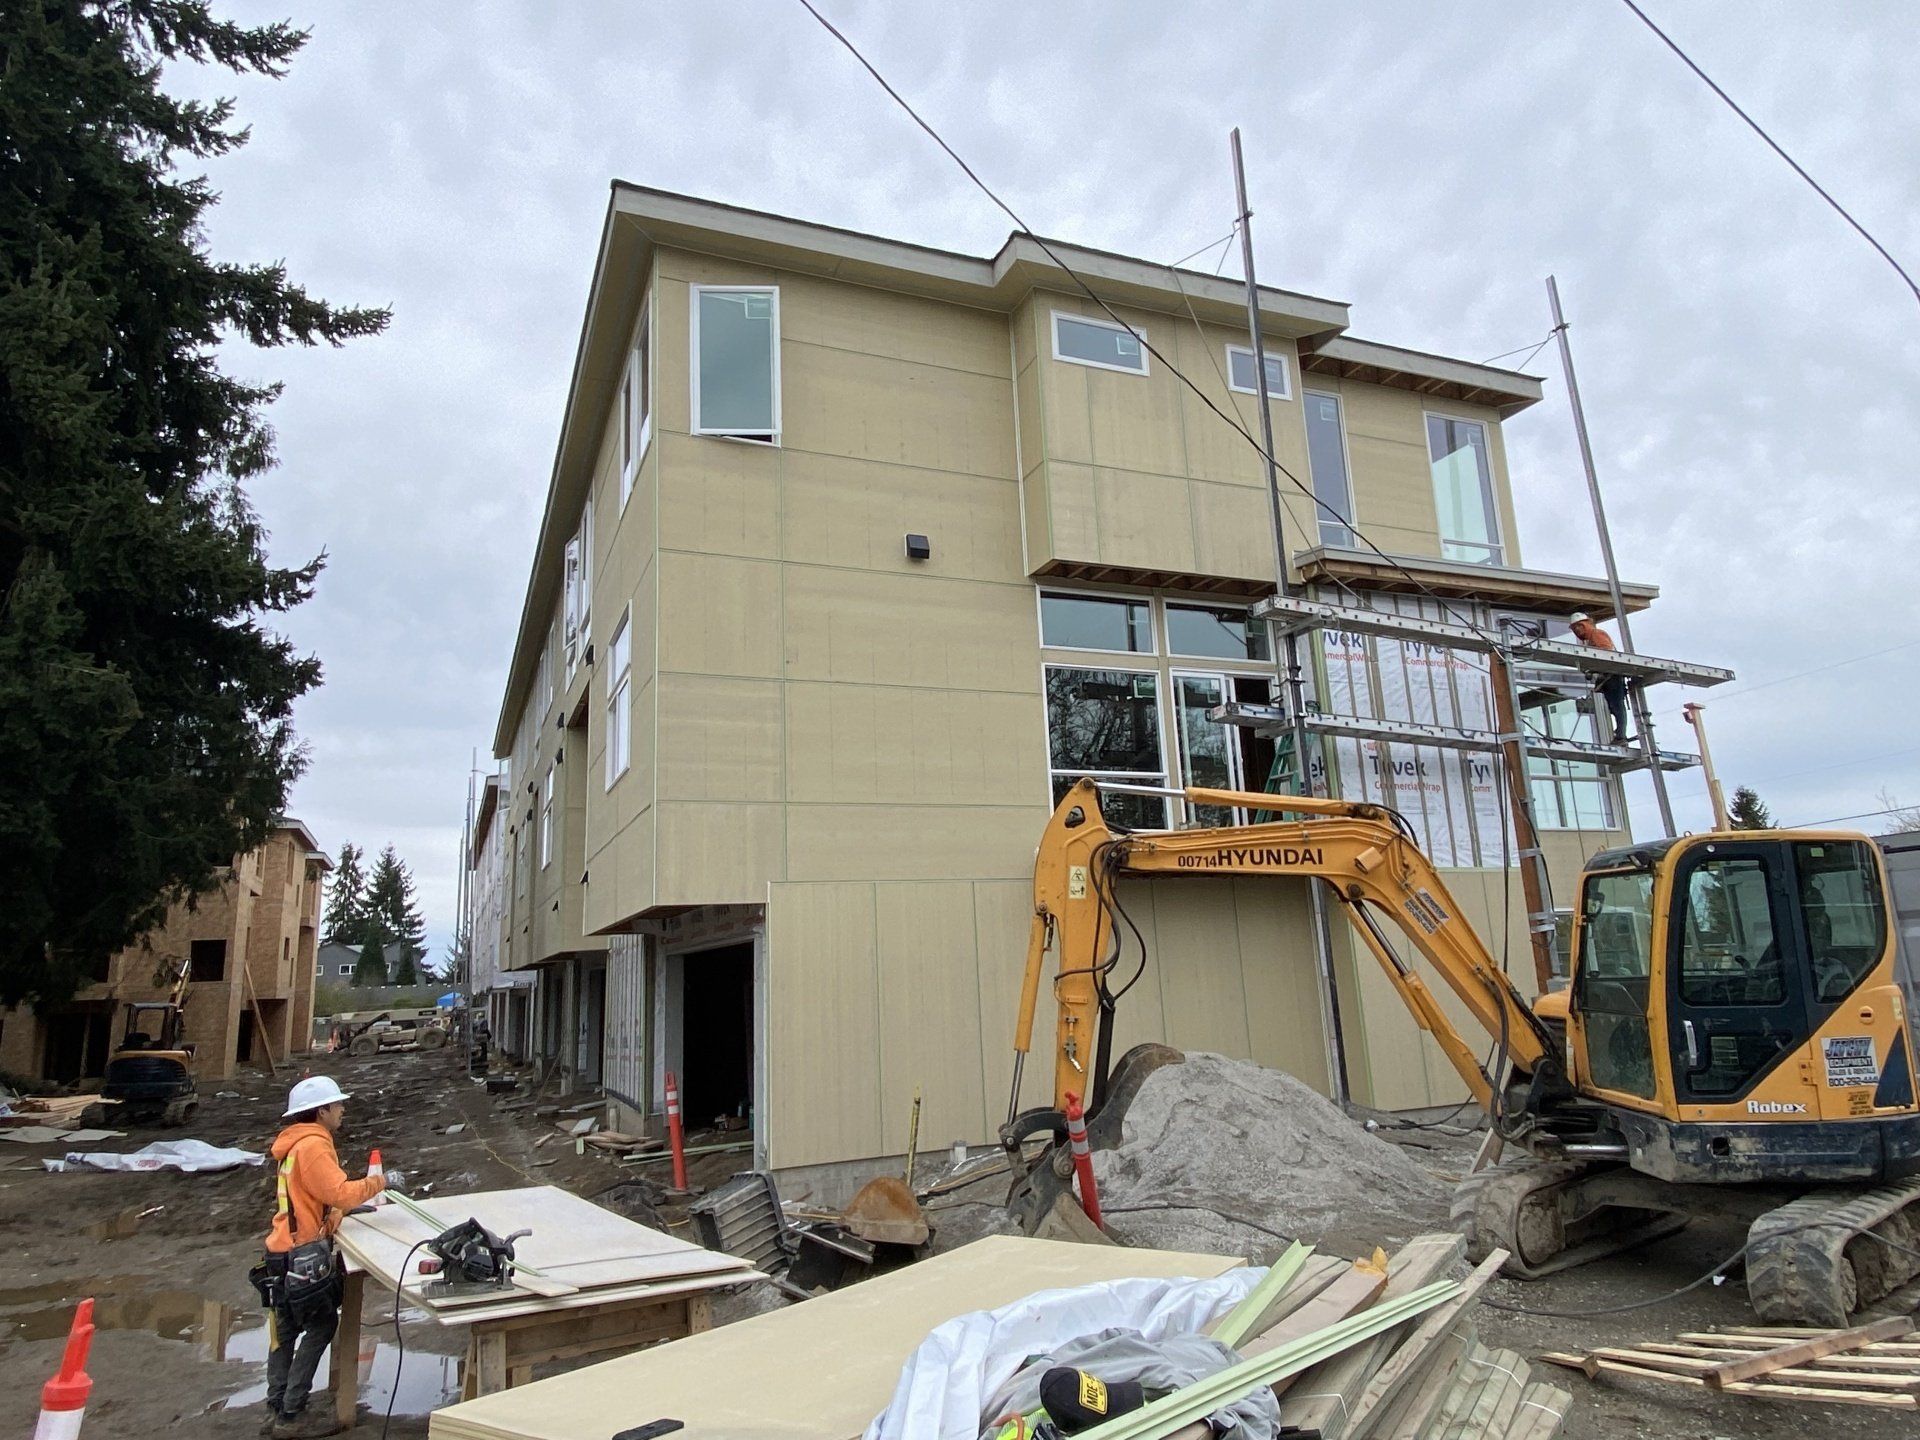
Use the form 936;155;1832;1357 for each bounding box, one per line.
1232;128;1349;1102
1546;275;1676;837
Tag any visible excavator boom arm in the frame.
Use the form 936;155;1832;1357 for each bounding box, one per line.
1012;780;1554;1120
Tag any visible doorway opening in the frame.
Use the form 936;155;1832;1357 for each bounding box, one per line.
675;942;754;1131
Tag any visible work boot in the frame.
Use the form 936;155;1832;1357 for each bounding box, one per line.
258;1409;281;1437
271;1407;343;1439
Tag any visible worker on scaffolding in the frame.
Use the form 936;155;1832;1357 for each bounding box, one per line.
250;1075;387;1438
1569;610;1632;746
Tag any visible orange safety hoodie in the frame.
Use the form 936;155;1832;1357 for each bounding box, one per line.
264;1122;385;1253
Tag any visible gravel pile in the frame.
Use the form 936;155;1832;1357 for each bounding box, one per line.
1089;1053;1450;1261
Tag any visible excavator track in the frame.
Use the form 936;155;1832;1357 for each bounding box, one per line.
1746;1176;1920;1327
1451;1158;1686;1277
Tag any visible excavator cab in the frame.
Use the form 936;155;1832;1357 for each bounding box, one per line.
1565;832;1920;1183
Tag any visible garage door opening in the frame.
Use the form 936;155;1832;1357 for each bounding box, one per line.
676;941;754;1131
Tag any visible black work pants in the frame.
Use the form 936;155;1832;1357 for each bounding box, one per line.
1597;676;1630;744
266;1281;341;1418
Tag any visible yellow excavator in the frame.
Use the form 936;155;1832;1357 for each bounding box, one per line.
92;956;199;1126
1002;778;1920;1325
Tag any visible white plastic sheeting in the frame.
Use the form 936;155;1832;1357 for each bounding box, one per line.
48;1138;264;1173
863;1266;1264;1440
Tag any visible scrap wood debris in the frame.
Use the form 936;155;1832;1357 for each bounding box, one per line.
1541;1315;1920;1409
870;1232;1565;1439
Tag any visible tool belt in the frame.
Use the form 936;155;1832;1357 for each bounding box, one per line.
250;1237;340;1310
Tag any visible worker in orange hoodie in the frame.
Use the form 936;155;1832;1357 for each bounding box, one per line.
253;1075;386;1438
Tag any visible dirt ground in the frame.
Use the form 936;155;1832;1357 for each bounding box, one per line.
1;1052;1913;1438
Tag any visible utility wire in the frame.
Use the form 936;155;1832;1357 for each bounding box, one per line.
1790;805;1917;830
794;0;1508;652
1479;335;1554;368
1655;636;1920;719
1618;0;1920;309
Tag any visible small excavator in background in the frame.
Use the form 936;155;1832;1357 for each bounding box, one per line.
89;956;199;1126
1003;778;1920;1326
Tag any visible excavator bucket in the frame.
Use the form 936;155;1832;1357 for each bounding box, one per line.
841;1175;930;1247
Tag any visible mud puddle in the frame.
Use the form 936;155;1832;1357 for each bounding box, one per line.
0;1278;458;1417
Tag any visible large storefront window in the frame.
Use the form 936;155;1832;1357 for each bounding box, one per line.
1044;665;1168;829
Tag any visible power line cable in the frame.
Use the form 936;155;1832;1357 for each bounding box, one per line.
1666;740;1920;804
1618;0;1920;309
1790;804;1916;830
793;0;1508;652
1478;335;1554;368
1654;636;1920;719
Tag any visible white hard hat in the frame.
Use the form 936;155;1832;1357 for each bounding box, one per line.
284;1074;352;1117
1569;611;1593;624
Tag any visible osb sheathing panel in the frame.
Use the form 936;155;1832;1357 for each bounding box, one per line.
782;682;1045;807
654;801;784;905
428;1237;1239;1440
655;674;783;803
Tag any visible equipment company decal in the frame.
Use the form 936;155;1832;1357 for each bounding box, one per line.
1823;1035;1879;1088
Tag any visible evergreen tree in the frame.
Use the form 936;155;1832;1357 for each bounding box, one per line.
353;936;388;986
1728;786;1774;831
321;842;367;945
365;845;426;967
389;946;418;986
0;3;387;1005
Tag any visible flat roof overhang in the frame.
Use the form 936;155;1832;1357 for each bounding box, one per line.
1295;545;1657;619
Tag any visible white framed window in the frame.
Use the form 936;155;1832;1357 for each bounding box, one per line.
564;501;594;678
1044;663;1168;829
1302;392;1357;549
1051;311;1148;375
690;285;780;441
606;610;632;788
621;303;652;505
540;767;555;869
1526;695;1618;831
1225;345;1292;400
1425;413;1504;566
1172;670;1278;826
1038;589;1154;655
543;633;555;712
1164;602;1270;663
337;964;352;977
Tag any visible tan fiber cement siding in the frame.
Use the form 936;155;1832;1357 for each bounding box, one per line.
765;874;1333;1170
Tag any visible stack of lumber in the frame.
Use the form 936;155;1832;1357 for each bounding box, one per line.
337;1184;759;1326
1541;1316;1920;1410
426;1236;1244;1440
1136;1233;1566;1440
0;1095;95;1127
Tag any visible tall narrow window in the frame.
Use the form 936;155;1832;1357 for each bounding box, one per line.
1302;393;1356;548
622;309;651;504
540;768;555;869
691;286;779;440
1426;415;1503;565
606;613;632;788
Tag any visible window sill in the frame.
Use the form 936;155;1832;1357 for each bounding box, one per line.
697;432;781;448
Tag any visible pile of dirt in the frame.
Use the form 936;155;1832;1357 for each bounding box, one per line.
1088;1053;1451;1261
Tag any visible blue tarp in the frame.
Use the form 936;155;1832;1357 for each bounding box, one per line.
437;992;460;1008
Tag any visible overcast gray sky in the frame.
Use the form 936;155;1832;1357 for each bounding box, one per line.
172;1;1920;956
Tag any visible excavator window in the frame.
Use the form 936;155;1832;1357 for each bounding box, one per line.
1795;841;1887;1004
1678;859;1785;1006
1574;870;1657;1098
